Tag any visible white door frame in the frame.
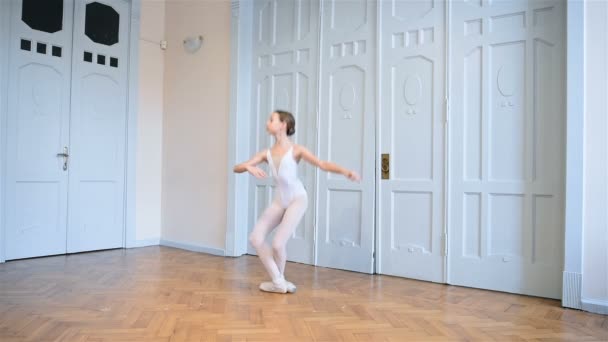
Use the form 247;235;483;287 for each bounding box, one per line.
123;0;142;251
0;0;10;263
0;0;142;262
562;0;584;309
226;0;584;308
225;0;254;257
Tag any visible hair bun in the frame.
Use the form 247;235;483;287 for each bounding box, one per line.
288;127;295;136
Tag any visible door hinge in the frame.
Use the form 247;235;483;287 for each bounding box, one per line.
444;97;449;123
442;233;448;256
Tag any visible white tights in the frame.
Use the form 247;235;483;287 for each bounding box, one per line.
249;194;308;283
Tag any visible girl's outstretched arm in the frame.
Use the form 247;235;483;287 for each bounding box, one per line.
297;145;361;182
233;150;267;179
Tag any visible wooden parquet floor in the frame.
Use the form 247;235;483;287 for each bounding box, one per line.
0;246;606;342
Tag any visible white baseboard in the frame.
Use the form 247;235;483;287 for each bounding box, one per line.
160;239;225;257
129;238;161;248
562;271;582;309
582;298;608;315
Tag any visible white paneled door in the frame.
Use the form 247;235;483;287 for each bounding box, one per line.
449;0;566;298
378;0;447;283
5;0;75;260
247;0;320;265
67;0;130;253
316;0;376;274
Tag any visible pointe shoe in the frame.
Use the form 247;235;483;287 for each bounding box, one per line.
259;281;287;294
285;280;297;293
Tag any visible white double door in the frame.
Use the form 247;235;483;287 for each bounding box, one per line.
378;0;565;299
4;0;131;260
246;0;565;299
246;0;376;272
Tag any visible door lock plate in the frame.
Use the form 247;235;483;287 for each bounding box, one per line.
381;153;389;180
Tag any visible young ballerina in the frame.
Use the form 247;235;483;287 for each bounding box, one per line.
233;110;361;293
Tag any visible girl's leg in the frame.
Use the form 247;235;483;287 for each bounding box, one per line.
249;201;285;283
271;194;308;277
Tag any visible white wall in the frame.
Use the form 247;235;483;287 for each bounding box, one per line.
135;0;166;244
161;0;231;252
582;0;608;315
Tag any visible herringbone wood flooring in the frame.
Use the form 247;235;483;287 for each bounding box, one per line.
0;246;606;341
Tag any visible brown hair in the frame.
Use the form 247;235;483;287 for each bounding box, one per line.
274;110;295;136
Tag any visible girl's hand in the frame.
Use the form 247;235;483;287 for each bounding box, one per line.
346;170;361;182
246;165;267;179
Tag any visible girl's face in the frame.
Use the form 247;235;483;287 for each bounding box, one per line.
266;112;285;135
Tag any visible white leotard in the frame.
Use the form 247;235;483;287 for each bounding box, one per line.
267;146;307;208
